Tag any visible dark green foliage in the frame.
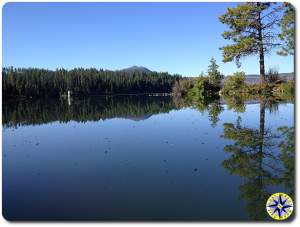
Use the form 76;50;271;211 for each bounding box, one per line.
172;60;222;102
221;70;294;99
2;67;180;98
219;3;285;83
185;76;220;109
278;3;295;56
273;80;294;99
222;71;246;95
187;77;211;100
219;3;278;63
207;58;224;87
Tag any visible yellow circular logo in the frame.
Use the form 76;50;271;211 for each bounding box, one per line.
266;192;293;220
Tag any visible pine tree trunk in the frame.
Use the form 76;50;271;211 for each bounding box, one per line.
257;3;266;84
259;46;265;84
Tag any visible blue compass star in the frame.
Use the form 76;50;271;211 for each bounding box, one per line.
267;194;292;218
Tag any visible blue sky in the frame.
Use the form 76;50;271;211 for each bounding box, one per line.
2;2;294;77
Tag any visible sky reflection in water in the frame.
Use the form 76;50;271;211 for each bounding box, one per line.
2;96;294;221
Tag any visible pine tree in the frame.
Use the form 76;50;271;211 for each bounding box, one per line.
278;3;295;56
219;3;283;84
2;67;180;98
207;58;223;87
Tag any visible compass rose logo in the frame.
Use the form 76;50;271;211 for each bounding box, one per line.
266;192;293;220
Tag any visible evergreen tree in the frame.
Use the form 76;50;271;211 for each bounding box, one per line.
207;58;223;87
2;67;180;98
219;3;283;84
278;3;295;56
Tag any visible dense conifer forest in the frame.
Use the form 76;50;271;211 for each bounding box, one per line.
2;67;181;98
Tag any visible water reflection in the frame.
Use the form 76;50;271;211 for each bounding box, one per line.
4;95;291;129
4;95;227;128
277;126;295;196
221;99;295;220
3;95;177;128
173;95;224;127
2;95;294;220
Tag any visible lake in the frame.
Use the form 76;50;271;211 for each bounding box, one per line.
2;95;294;221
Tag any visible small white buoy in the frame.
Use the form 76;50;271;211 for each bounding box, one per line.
67;90;71;106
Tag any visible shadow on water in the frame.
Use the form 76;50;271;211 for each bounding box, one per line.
220;98;295;221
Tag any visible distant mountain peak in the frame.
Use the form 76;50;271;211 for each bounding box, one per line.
122;66;152;73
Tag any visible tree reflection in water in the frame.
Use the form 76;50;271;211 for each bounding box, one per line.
221;98;294;220
2;95;177;128
2;94;294;220
173;95;224;127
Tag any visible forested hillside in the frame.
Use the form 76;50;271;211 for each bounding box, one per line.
2;67;180;98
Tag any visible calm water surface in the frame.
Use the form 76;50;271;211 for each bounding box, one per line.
2;96;294;221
